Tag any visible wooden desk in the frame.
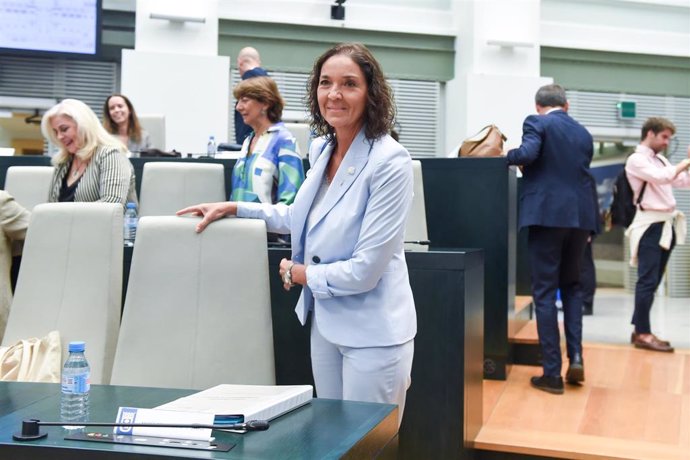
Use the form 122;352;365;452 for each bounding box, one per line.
3;157;486;457
421;158;520;380
0;382;56;415
268;248;484;460
123;247;484;459
0;382;397;460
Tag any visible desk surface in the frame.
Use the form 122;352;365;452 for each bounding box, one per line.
0;382;397;460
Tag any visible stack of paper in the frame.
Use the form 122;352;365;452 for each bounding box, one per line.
155;384;313;428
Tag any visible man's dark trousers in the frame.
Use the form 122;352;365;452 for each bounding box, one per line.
580;240;596;314
633;222;676;334
528;225;589;377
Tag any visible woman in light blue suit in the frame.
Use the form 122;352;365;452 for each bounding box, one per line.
179;43;416;425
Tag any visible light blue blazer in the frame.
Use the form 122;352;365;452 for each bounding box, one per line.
237;127;417;348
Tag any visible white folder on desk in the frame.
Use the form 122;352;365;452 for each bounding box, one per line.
155;384;313;427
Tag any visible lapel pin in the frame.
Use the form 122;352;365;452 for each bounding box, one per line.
347;167;355;175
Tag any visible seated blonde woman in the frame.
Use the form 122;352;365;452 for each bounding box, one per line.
41;99;137;206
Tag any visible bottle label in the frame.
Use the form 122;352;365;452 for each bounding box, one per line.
62;372;91;394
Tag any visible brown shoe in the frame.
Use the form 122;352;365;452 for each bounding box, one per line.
631;332;670;347
633;333;674;353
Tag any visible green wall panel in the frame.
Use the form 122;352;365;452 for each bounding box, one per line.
542;47;690;97
219;20;455;81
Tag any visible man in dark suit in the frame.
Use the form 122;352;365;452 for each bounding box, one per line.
506;84;599;394
234;47;269;144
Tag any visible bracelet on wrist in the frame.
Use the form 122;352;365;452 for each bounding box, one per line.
282;261;295;287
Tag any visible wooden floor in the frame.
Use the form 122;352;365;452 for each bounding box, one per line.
475;343;690;460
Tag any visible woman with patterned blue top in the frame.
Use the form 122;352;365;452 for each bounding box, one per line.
231;76;304;206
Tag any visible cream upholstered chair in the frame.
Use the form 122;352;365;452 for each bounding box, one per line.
4;166;54;209
404;160;429;251
283;122;312;157
138;162;226;217
1;203;123;384
110;216;275;389
137;114;166;150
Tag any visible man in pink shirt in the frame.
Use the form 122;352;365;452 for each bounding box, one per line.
625;117;690;352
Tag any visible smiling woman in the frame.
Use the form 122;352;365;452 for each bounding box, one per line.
177;43;415;427
102;94;151;154
41;99;138;206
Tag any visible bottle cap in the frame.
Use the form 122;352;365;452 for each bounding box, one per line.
126;202;136;209
68;341;86;352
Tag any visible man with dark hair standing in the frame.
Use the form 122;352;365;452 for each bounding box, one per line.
234;47;269;144
506;84;599;395
626;117;690;353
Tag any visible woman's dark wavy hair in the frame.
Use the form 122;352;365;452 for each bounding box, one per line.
306;43;396;142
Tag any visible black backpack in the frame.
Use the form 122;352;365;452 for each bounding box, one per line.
609;168;646;228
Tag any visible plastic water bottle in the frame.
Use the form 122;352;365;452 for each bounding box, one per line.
207;135;217;158
61;341;90;429
123;202;138;247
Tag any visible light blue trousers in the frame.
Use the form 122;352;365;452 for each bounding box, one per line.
310;320;414;427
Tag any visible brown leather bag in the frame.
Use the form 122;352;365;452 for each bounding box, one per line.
458;124;507;157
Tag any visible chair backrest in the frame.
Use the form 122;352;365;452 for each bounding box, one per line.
283;122;312;158
138;162;226;217
110;216;275;389
405;160;429;251
4;166;54;209
1;203;123;384
138;114;166;150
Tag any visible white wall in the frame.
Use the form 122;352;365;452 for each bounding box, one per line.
121;50;229;153
216;0;455;36
444;0;549;154
541;0;690;57
135;0;219;55
105;0;690;58
0;125;9;148
120;0;229;154
106;0;690;156
447;74;552;155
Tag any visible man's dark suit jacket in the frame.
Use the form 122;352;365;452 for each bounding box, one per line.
234;67;269;144
506;109;599;233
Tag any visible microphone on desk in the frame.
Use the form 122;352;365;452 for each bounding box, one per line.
404;240;431;245
13;418;269;441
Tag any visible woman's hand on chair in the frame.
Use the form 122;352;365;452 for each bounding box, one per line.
176;202;237;233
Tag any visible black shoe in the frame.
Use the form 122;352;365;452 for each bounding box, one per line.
566;353;585;384
530;375;564;395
